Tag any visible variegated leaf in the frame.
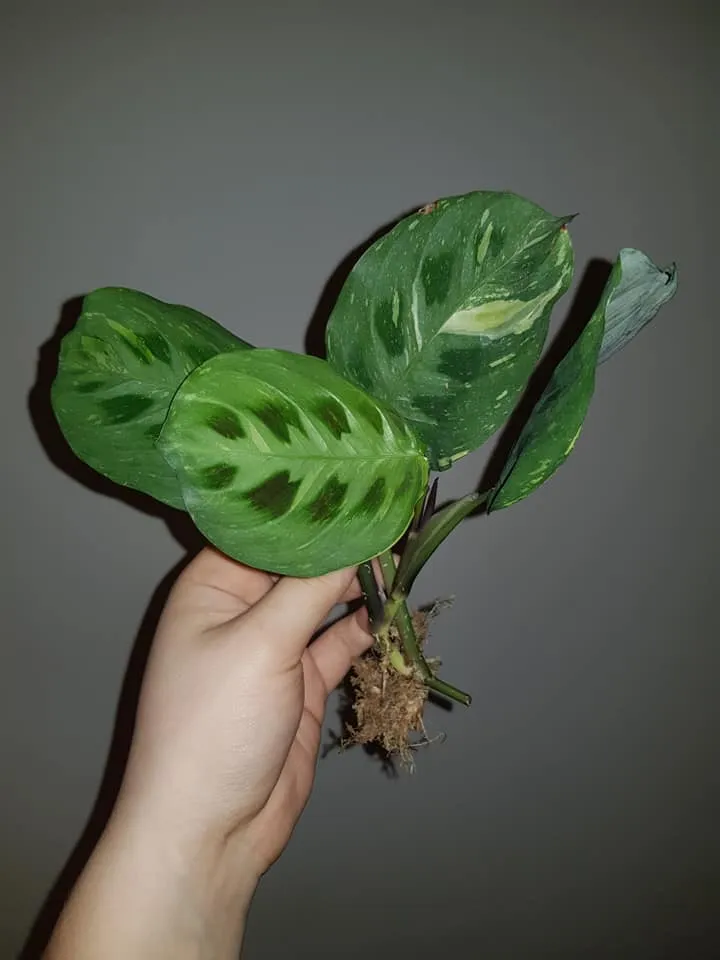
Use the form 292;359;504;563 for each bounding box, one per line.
489;246;678;511
51;287;251;508
325;191;575;470
158;349;428;576
487;283;610;512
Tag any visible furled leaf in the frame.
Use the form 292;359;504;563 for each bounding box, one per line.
598;248;678;363
51;287;251;508
489;245;678;511
158;349;428;576
394;490;489;596
325;191;575;470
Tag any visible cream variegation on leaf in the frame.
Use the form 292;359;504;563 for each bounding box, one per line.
325;191;575;469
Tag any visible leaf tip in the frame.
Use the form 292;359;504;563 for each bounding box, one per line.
558;213;579;230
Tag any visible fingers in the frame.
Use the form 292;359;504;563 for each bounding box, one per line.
178;550;384;610
309;607;374;694
240;566;358;666
339;576;363;603
178;547;276;606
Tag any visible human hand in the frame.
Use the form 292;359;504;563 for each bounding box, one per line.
46;548;373;960
119;547;372;874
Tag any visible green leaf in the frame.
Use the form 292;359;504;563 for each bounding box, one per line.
51;287;251;508
487;260;610;511
158;349;428;576
394;490;489;596
489;245;678;511
598;248;678;363
325;191;575;470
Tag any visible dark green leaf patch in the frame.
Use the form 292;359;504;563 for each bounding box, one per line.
373;293;405;358
198;462;238;490
75;379;104;394
244;470;301;519
252;399;307;444
312;397;351;440
206;406;246;440
354;396;385;436
186;342;217;369
98;394;154;425
488;223;505;259
141;332;172;366
413;391;453;424
357;476;387;516
437;344;487;383
421;251;455;306
305;474;348;523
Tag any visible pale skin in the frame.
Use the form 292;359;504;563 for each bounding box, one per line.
45;548;373;959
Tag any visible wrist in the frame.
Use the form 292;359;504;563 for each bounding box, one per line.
111;786;260;897
47;799;259;960
108;796;260;933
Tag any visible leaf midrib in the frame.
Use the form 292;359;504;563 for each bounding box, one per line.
224;451;421;463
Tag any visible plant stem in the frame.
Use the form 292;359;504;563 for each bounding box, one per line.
377;551;397;595
358;551;472;707
377;550;471;707
357;561;385;631
425;676;472;706
391;594;430;679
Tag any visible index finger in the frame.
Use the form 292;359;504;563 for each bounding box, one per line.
178;547;277;606
239;566;358;667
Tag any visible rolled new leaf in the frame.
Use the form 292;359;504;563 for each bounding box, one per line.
158;349;428;576
52;287;251;508
326;191;575;470
488;246;678;511
598;248;677;363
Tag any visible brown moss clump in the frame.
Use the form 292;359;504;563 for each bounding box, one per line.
348;652;429;763
344;612;441;767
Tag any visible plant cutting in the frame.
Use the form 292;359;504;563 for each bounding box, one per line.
51;190;678;762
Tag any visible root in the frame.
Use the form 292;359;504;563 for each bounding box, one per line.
343;612;443;768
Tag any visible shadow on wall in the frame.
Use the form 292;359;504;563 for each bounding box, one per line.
304;206;421;360
21;300;206;958
20;223;613;956
18;555;189;959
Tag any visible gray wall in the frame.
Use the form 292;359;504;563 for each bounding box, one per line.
3;1;717;957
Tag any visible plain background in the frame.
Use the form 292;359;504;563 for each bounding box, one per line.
2;1;717;957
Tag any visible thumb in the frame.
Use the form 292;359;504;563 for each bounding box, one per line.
239;566;358;665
